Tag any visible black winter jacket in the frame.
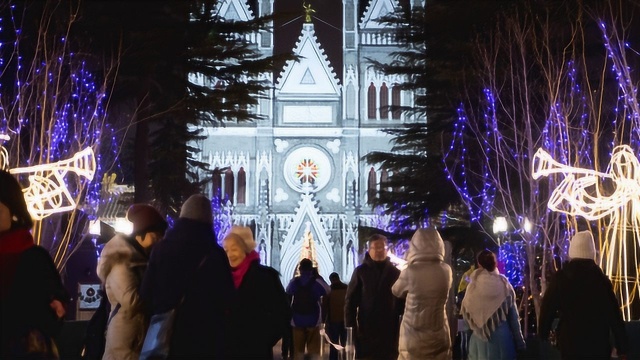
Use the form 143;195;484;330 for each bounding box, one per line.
539;259;628;359
227;260;290;359
1;243;68;357
140;218;234;359
344;254;401;360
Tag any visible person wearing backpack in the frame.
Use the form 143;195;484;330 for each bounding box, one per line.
286;258;329;360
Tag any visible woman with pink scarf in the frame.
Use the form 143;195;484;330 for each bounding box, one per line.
223;226;290;359
461;249;526;360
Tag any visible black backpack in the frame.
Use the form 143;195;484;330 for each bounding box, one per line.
292;278;317;315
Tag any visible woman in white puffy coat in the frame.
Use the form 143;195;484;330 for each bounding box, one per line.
97;234;148;360
392;228;452;360
96;204;167;360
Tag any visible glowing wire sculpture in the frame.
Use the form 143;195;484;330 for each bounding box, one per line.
0;146;7;171
0;134;9;170
8;147;96;220
532;145;640;320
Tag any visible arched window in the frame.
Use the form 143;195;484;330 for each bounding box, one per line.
380;82;389;119
224;169;234;203
380;168;389;191
367;83;377;119
367;167;377;204
211;168;222;199
392;85;401;120
237;167;246;205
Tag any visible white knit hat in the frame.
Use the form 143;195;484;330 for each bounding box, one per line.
226;226;257;254
568;230;596;260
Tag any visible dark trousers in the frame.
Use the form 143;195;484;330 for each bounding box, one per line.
282;324;294;359
326;321;346;360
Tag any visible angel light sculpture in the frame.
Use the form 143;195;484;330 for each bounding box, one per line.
532;145;640;320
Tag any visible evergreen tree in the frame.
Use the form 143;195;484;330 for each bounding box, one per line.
364;0;514;227
77;1;293;216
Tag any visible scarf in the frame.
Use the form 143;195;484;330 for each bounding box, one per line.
0;228;35;299
231;251;260;289
460;268;514;341
0;228;34;254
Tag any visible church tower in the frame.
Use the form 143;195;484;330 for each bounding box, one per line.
196;0;420;282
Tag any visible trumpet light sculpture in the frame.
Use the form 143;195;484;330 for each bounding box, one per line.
8;147;96;220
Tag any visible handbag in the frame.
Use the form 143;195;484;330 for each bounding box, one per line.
139;308;176;360
139;255;209;360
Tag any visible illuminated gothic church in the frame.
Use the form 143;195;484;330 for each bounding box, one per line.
196;0;423;282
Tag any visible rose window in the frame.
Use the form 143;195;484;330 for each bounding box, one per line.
296;159;319;184
284;146;331;192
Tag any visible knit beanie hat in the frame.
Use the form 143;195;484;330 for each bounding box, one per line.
126;204;167;235
568;230;596;260
226;226;257;254
179;194;213;224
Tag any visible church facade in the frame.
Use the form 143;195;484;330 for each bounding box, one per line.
196;0;423;282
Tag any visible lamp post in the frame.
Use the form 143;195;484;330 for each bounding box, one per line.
493;216;508;245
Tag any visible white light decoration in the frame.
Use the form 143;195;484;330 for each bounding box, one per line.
8;147;96;220
0;133;10;170
493;216;508;234
523;218;533;234
89;220;102;236
0;145;7;171
532;145;640;320
114;217;133;235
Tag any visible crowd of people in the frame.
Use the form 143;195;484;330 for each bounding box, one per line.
0;168;632;360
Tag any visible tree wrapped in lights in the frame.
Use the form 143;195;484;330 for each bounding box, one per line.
0;1;118;270
446;1;640;323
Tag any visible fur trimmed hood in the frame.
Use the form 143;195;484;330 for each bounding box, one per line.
97;234;147;282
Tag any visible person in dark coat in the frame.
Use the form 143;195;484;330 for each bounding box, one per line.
0;170;69;358
345;234;402;360
323;272;348;360
286;258;329;360
539;230;629;360
140;194;234;359
223;226;290;359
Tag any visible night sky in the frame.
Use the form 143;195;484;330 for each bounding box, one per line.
271;0;346;80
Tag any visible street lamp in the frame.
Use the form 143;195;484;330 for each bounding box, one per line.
493;216;508;246
523;217;532;233
493;216;508;233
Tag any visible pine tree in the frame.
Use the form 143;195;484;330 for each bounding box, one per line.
364;0;514;227
77;1;293;216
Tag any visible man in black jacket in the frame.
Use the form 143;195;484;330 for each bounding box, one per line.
539;230;628;360
344;234;401;360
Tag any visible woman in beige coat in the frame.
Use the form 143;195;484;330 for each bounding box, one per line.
97;204;167;360
392;228;452;360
